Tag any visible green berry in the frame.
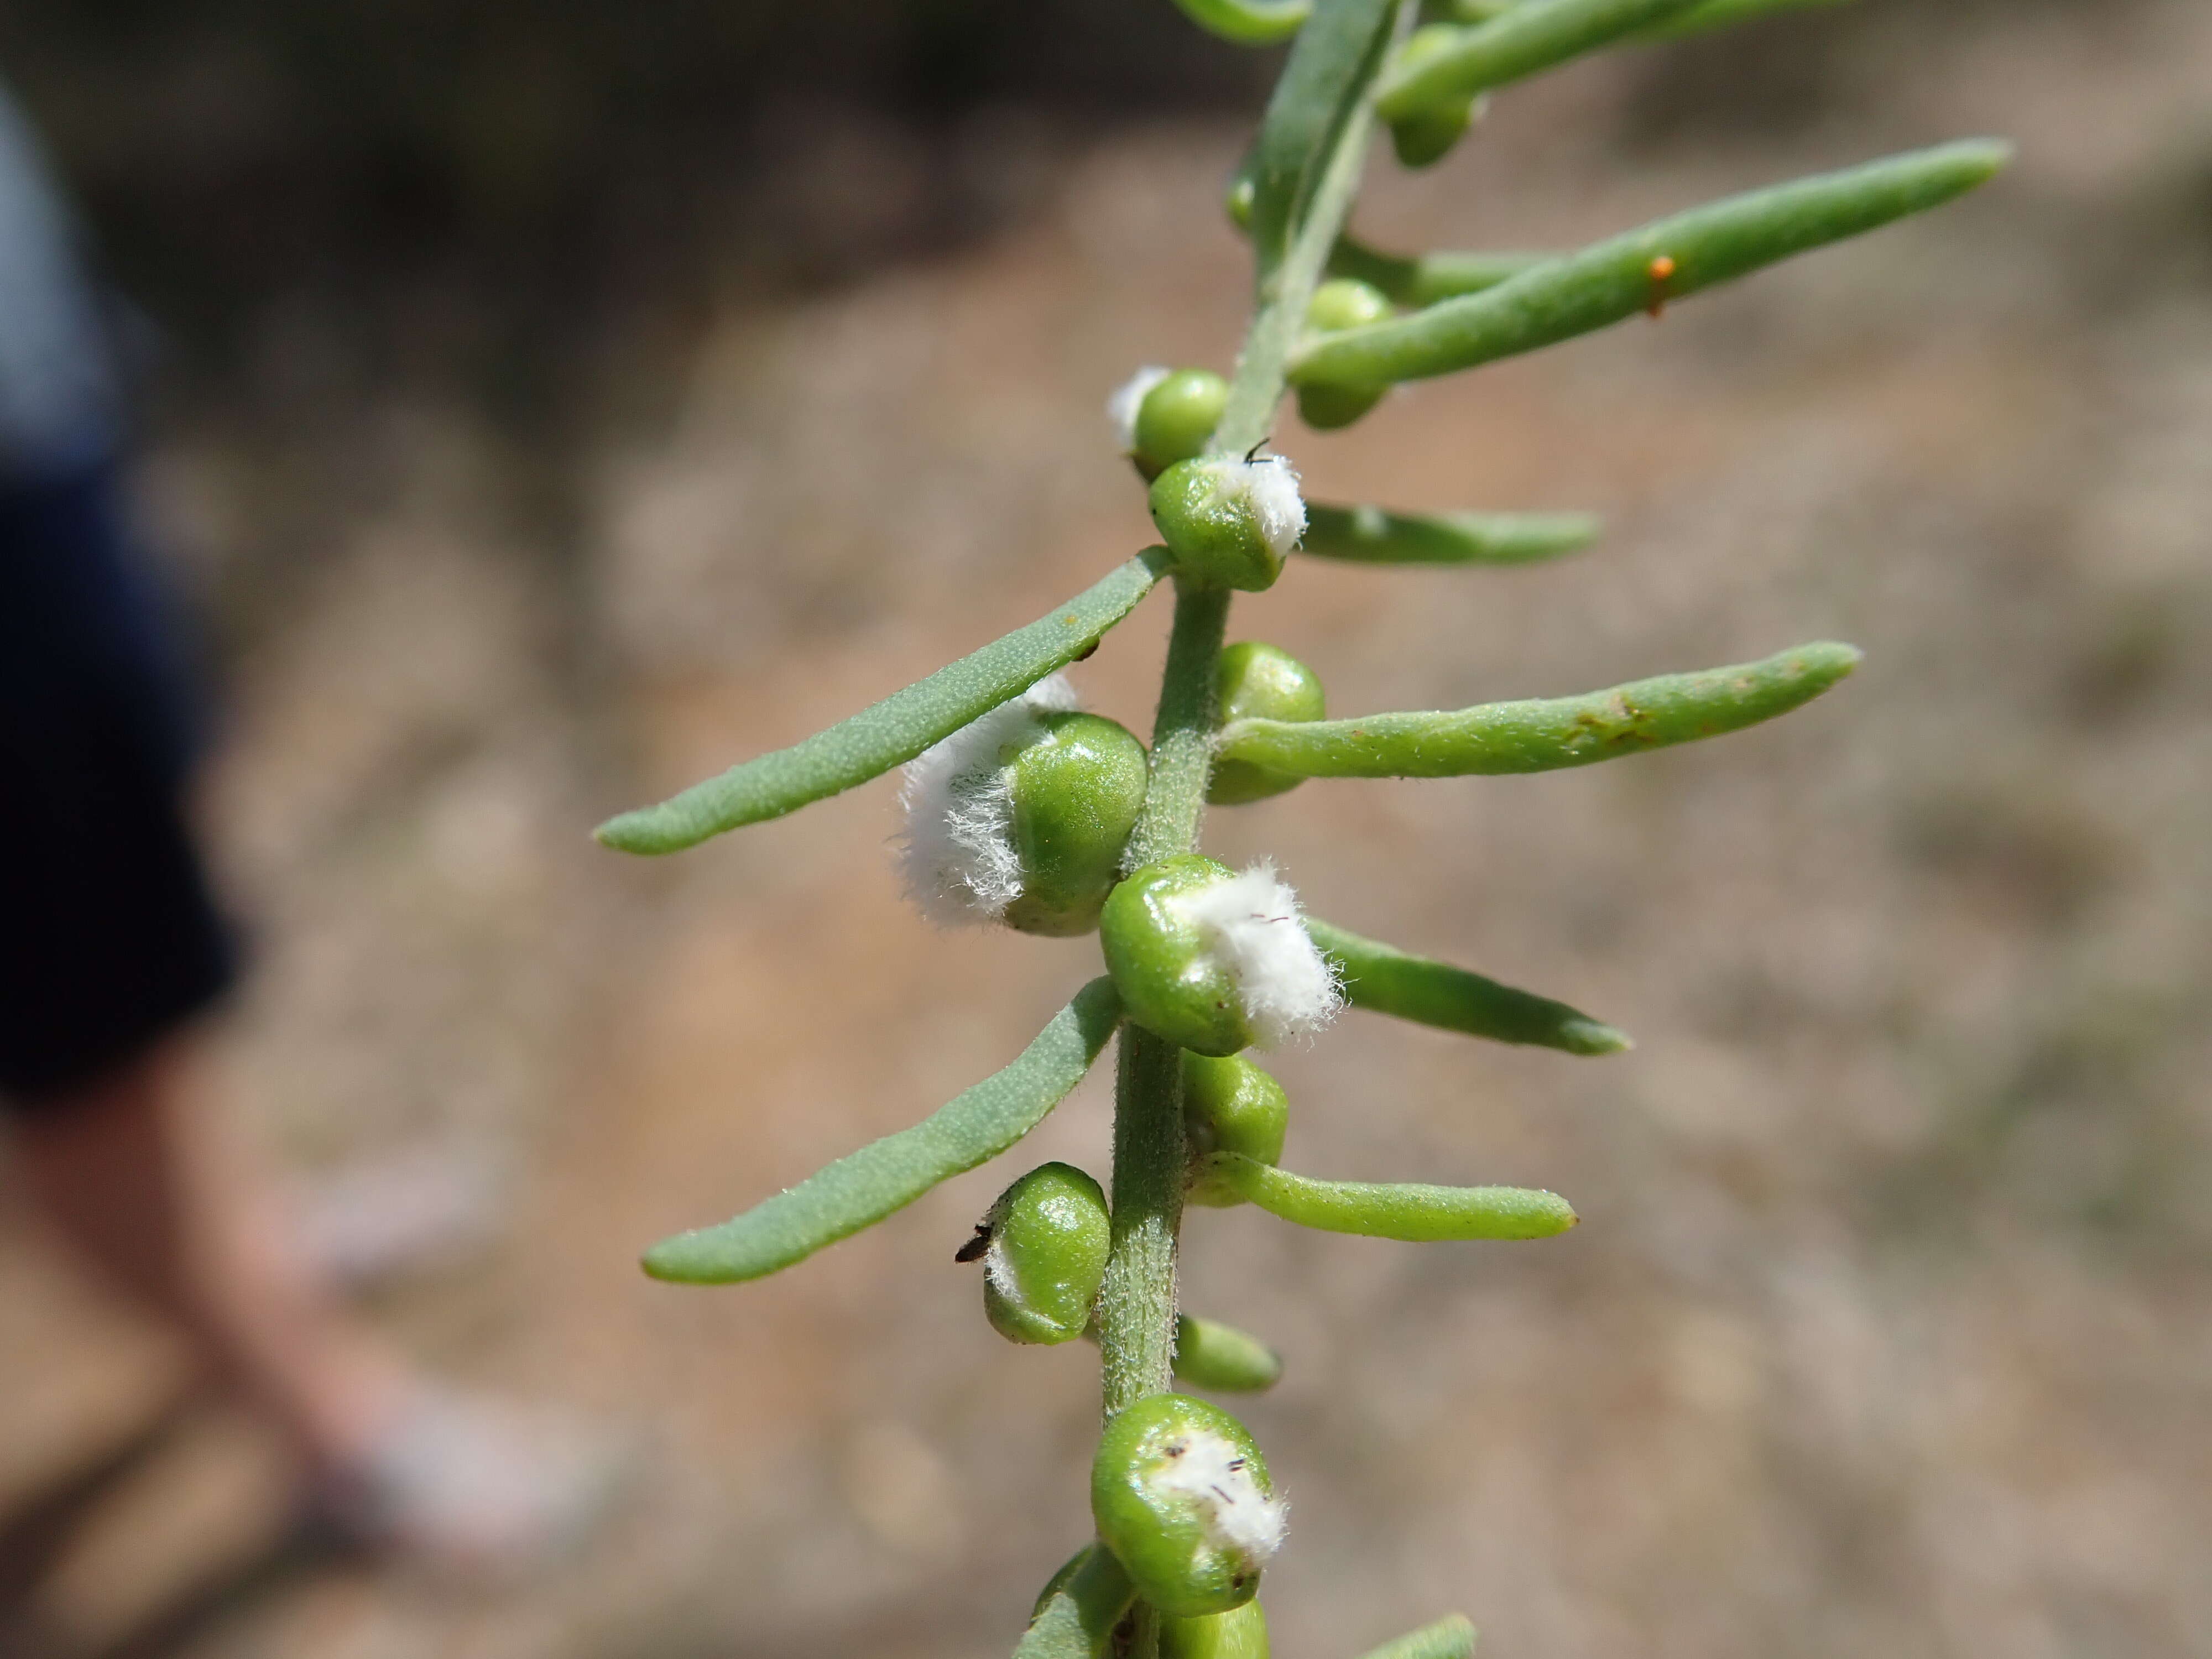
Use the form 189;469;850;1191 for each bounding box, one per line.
1099;856;1340;1055
1161;1599;1271;1659
1099;855;1250;1056
1391;100;1473;168
1385;25;1477;170
1003;712;1150;937
1091;1394;1284;1619
977;1162;1110;1345
1173;1314;1284;1394
1225;170;1255;230
1305;278;1394;336
1131;369;1232;482
1296;279;1395;431
1182;1053;1288;1207
1147;456;1307;593
1208;642;1326;806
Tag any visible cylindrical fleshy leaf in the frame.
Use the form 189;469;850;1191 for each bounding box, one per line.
1301;503;1598;566
1214;642;1860;779
1174;1315;1285;1394
1168;0;1310;46
1327;238;1547;306
642;979;1120;1284
1209;643;1327;806
1161;1599;1272;1659
1306;917;1630;1055
1291;143;2008;390
596;551;1169;853
1354;1615;1479;1659
1019;1544;1136;1659
1376;0;1709;119
1197;1153;1578;1241
1649;0;1853;40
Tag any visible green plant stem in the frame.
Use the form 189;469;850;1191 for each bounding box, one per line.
1097;578;1229;1411
1099;580;1231;1659
1100;1027;1190;1417
1219;0;1402;454
1093;15;1401;1655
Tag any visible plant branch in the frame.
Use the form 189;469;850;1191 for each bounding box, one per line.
1091;17;1408;1656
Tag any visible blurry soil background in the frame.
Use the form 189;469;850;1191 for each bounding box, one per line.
3;1;2210;1656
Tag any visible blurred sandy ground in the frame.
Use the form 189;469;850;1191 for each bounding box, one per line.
3;3;2210;1656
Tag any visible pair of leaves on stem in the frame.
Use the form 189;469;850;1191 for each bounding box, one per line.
640;914;1610;1285
1018;1537;1473;1659
619;598;1854;1282
1169;0;1846;55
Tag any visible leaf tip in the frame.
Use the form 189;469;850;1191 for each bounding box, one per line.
1948;136;2015;184
1563;1018;1634;1056
640;1232;726;1284
594;809;664;855
1803;640;1865;682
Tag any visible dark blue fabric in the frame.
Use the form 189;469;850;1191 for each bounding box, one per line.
0;461;237;1106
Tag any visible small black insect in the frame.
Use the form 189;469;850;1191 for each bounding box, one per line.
953;1222;993;1264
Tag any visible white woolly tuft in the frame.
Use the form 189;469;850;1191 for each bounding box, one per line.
1175;860;1341;1046
1151;1427;1288;1564
980;1232;1022;1308
897;675;1081;926
1234;456;1307;557
1107;366;1171;452
1187;456;1307;559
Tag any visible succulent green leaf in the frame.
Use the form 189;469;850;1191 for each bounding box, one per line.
1301;503;1598;566
642;979;1123;1284
1210;644;1326;805
1018;1544;1136;1659
1355;1615;1479;1659
595;552;1170;854
1376;0;1708;118
1645;0;1852;39
1174;1314;1286;1394
1306;917;1629;1055
1214;640;1860;779
1170;0;1313;46
1163;1600;1273;1659
1198;1153;1578;1240
1326;237;1548;306
1292;142;2009;389
1246;0;1401;275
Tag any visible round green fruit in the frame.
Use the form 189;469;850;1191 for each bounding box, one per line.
1092;1394;1284;1619
1182;1053;1288;1207
1296;279;1394;431
978;1162;1110;1345
1131;369;1231;482
1208;642;1325;806
1148;457;1306;593
1385;25;1477;170
1098;855;1251;1056
1003;712;1149;937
